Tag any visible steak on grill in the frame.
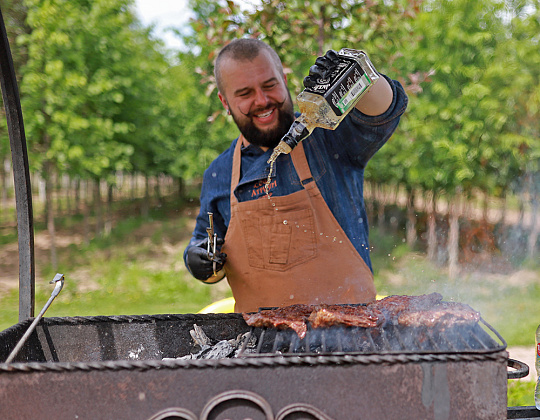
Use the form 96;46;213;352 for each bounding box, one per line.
368;293;443;318
397;301;481;328
242;294;480;338
308;304;384;329
242;304;313;339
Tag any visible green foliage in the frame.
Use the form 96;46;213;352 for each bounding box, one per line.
385;0;539;203
1;0;537;198
507;380;536;407
17;0;184;184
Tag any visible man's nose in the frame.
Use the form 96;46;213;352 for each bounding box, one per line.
253;88;271;107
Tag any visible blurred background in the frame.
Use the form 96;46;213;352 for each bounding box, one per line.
0;0;538;405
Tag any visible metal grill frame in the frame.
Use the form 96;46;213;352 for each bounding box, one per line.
239;318;507;357
0;313;510;420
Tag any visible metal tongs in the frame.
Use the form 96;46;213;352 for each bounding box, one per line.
206;212;218;276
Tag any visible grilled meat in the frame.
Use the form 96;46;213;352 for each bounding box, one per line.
242;304;313;339
242;294;480;338
368;293;443;323
397;302;481;328
308;304;384;329
369;293;443;313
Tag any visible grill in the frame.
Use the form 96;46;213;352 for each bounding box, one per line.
0;309;526;420
240;317;503;356
0;7;535;419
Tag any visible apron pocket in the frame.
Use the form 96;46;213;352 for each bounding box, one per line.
269;223;291;264
240;208;317;271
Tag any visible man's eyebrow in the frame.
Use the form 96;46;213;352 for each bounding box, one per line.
233;77;280;96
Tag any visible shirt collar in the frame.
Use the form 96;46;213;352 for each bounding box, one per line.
240;135;266;156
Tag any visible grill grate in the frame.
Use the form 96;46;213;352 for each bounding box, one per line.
239;318;504;356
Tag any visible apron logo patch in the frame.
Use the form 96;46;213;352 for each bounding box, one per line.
251;179;277;198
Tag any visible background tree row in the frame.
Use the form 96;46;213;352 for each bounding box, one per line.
0;0;538;272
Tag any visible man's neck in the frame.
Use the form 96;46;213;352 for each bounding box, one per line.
241;135;270;152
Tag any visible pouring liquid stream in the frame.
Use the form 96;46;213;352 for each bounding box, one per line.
264;149;284;199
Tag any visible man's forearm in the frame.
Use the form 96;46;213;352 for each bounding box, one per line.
355;75;394;116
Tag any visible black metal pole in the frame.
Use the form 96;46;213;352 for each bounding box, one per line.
0;7;35;320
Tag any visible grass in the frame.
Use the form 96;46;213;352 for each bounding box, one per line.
507;380;537;407
0;199;228;329
0;198;539;407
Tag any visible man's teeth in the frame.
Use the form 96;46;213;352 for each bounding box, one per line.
256;109;273;118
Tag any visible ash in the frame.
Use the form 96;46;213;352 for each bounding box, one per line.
163;324;257;361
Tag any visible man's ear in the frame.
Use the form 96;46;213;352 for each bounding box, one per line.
218;92;229;113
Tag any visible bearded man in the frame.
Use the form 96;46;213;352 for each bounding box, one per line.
184;38;408;313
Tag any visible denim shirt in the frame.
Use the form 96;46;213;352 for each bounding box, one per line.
184;76;408;272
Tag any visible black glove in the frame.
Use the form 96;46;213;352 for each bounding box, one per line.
185;238;227;281
303;50;340;88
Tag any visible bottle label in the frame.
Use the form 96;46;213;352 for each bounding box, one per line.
303;56;371;117
537;342;540;357
337;74;371;113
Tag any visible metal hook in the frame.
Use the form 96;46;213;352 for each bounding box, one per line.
5;274;65;364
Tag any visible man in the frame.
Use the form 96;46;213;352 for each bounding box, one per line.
184;38;408;312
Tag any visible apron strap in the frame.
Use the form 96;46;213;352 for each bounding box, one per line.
230;136;244;204
291;142;317;189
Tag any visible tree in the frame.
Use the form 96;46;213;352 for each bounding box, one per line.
19;0;172;264
389;0;525;275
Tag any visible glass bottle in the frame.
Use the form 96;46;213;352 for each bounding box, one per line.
268;48;380;164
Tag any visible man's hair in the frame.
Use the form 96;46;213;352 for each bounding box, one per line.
214;38;284;94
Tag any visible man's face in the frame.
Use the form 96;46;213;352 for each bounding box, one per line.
217;50;295;149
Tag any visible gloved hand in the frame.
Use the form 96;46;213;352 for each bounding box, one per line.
185;237;227;282
303;50;340;88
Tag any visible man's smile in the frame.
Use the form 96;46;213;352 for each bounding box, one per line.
255;109;274;119
251;107;278;126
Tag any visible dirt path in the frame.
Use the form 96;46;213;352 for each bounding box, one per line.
508;347;537;382
0;229;83;294
0;204;197;295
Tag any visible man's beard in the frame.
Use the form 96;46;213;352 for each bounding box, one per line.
229;95;296;149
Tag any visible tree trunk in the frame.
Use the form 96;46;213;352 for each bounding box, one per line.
482;190;489;224
527;195;539;260
116;171;124;200
377;184;386;230
365;181;375;225
317;5;326;56
38;174;46;207
65;175;72;216
448;194;461;280
94;180;103;236
83;198;90;246
74;178;81;213
427;190;438;262
44;162;58;271
177;177;185;200
54;171;62;216
141;176;150;217
406;188;417;248
154;175;162;206
104;184;113;236
393;184;400;207
500;189;507;226
131;173;137;200
518;189;526;230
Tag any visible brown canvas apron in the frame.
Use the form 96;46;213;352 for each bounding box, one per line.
222;136;376;313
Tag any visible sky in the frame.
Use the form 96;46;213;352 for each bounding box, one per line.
134;0;253;50
134;0;192;50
